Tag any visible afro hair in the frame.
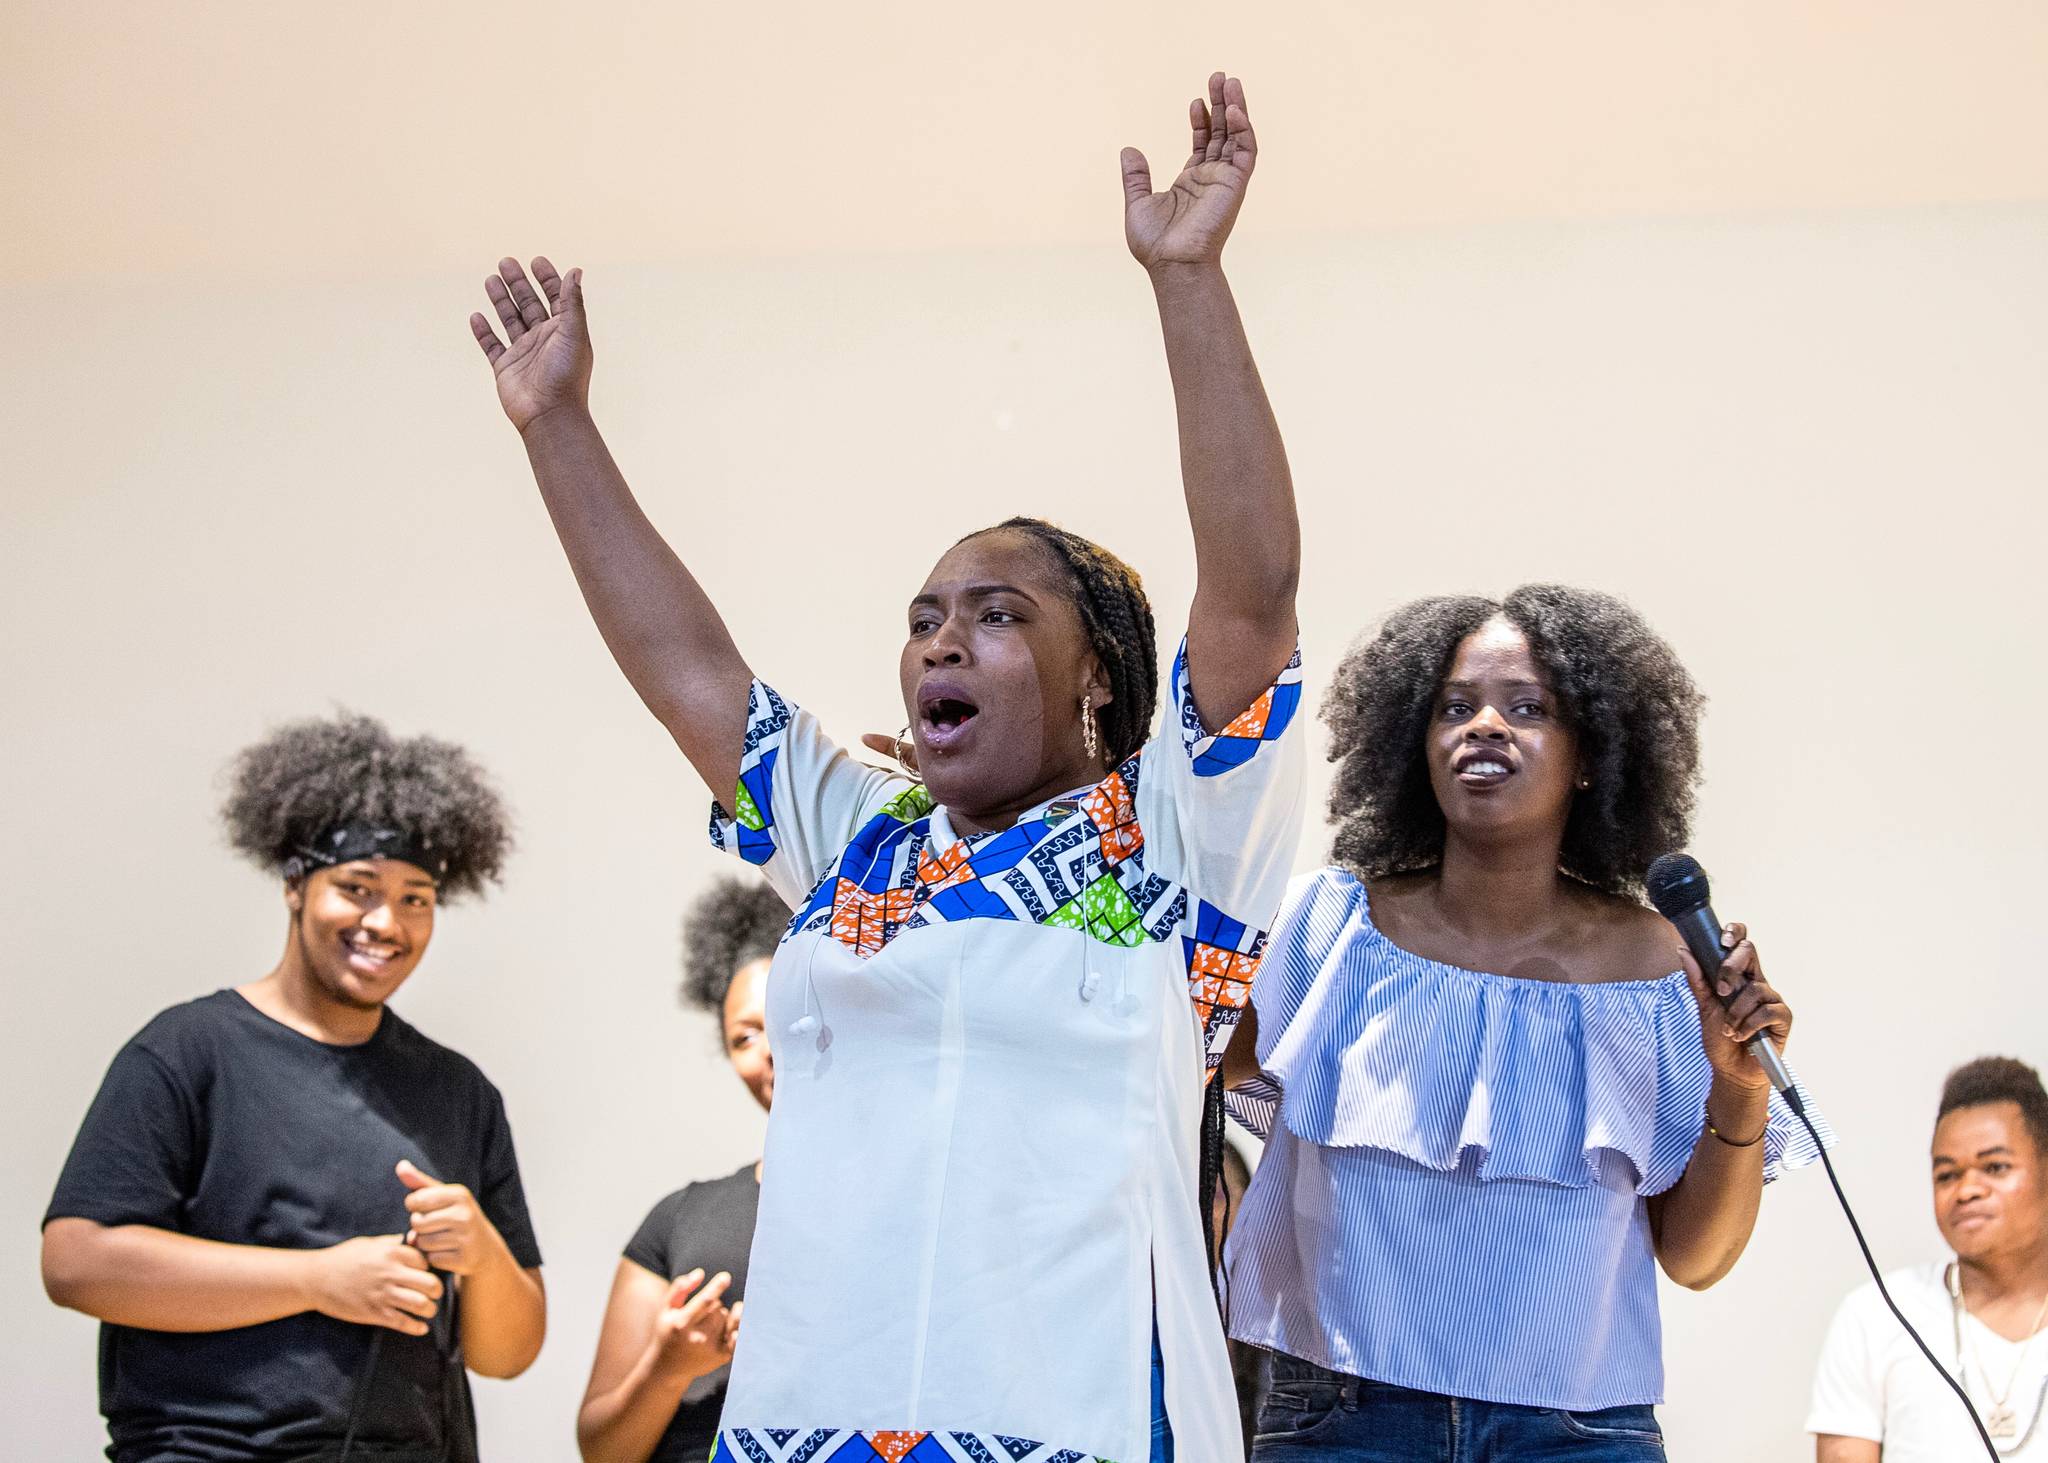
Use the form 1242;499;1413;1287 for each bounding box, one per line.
680;875;790;1015
220;711;512;901
1323;585;1704;897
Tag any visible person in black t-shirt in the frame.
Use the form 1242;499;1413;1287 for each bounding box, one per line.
576;877;786;1463
42;713;547;1463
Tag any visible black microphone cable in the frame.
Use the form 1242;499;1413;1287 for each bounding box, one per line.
1780;1085;2000;1461
1648;854;2000;1461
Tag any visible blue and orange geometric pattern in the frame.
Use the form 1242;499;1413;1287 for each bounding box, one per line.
757;743;1255;1083
713;641;1301;1081
1176;641;1303;778
710;682;795;867
711;1429;1115;1463
780;747;1181;962
1184;899;1267;1080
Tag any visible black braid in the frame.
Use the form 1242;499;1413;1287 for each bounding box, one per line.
968;517;1159;764
1198;1070;1230;1313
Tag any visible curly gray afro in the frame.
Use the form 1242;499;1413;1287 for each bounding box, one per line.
220;711;512;900
680;876;790;1014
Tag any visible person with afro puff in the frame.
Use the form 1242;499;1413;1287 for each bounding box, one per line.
470;72;1305;1463
1221;587;1825;1459
42;712;545;1463
576;876;786;1463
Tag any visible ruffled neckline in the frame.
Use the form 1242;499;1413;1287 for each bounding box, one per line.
1346;882;1684;995
1254;868;1812;1194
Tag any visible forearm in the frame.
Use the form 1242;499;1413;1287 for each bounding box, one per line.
41;1219;313;1332
455;1242;545;1379
1150;263;1299;628
1653;1080;1770;1289
577;1345;699;1463
520;404;750;789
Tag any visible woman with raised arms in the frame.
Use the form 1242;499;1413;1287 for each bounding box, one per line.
471;74;1304;1463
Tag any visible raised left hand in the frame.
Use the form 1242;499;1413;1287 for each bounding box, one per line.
397;1160;508;1276
647;1269;740;1383
1122;72;1257;272
1678;922;1794;1091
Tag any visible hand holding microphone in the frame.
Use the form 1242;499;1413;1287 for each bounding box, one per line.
1650;864;1997;1458
1647;853;1797;1101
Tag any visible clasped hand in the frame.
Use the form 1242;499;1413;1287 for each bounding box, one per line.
303;1159;508;1336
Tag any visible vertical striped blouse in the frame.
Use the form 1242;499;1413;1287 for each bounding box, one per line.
1224;867;1826;1411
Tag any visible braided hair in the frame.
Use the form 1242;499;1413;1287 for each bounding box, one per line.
966;517;1159;766
1201;1069;1230;1305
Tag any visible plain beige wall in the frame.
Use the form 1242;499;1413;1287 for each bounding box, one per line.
6;5;2047;1460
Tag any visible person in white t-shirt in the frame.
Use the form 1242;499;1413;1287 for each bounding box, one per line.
1809;1055;2048;1460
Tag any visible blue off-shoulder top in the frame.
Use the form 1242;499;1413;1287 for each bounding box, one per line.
1224;867;1827;1411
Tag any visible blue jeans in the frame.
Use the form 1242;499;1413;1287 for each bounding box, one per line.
1150;1327;1174;1463
1250;1352;1665;1461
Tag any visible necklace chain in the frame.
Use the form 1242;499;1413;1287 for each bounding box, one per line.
1949;1262;2048;1444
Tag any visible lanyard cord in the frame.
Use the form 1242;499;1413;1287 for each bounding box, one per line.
336;1329;384;1463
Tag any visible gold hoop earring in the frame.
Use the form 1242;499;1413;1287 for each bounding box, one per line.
892;724;916;775
1081;697;1099;761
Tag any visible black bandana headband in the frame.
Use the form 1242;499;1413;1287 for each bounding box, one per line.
287;823;450;883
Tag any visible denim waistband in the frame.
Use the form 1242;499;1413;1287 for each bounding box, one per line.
1264;1350;1373;1407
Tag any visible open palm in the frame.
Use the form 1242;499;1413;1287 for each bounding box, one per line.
1122;73;1257;271
469;256;592;432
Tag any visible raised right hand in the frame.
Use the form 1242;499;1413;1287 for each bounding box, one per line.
648;1269;737;1381
469;256;593;432
1122;73;1258;274
304;1234;443;1337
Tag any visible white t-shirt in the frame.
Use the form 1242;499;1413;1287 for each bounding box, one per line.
1808;1263;2048;1460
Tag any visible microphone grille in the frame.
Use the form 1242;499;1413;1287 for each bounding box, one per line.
1645;852;1711;918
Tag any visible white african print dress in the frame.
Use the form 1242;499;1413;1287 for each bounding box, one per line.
705;639;1304;1463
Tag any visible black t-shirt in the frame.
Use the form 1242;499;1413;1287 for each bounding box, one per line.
620;1165;760;1462
45;990;543;1463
